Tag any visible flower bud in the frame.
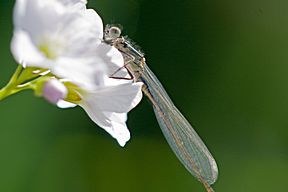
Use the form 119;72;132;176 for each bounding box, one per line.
42;79;68;104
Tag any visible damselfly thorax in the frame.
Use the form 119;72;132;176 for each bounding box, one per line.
103;25;146;81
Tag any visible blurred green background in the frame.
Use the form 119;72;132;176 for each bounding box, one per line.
0;0;288;191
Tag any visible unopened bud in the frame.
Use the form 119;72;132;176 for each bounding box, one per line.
42;79;68;104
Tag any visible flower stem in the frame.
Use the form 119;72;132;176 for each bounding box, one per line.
0;65;38;101
0;87;10;101
6;65;23;88
0;81;31;101
0;65;22;100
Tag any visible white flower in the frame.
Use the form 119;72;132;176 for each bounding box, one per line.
11;0;143;146
78;69;143;147
11;0;104;87
58;0;87;7
60;48;143;146
80;82;143;146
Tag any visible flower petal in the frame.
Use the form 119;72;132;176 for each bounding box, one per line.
103;112;130;147
13;0;69;41
82;8;103;39
11;30;47;67
79;82;143;146
80;102;130;146
62;9;104;58
81;82;143;113
52;57;106;89
57;100;77;108
96;43;130;79
12;0;106;79
58;0;87;8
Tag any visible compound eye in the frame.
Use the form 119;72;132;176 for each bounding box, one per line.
108;26;121;39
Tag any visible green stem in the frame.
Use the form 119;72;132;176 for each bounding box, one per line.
0;65;22;100
7;65;23;87
0;65;42;101
0;87;10;101
0;82;32;101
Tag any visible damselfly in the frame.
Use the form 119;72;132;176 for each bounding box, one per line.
103;24;218;192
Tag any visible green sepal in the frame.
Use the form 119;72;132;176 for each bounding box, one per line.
63;82;82;104
16;67;50;85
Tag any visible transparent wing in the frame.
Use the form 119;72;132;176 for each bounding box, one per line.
140;64;218;187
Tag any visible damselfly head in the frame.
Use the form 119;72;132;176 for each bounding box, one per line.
104;24;122;42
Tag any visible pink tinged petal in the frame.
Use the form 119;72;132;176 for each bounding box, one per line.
43;79;68;104
83;82;144;113
11;30;47;67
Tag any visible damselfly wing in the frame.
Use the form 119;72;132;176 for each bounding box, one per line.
103;25;218;192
